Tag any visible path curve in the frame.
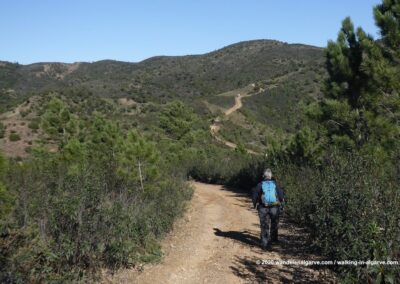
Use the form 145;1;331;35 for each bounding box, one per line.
104;182;335;283
210;90;263;155
209;69;304;154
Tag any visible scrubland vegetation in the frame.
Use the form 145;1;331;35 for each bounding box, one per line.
0;0;399;282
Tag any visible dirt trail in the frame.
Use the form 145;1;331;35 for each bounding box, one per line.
209;69;304;154
105;182;335;283
210;91;263;155
224;94;246;116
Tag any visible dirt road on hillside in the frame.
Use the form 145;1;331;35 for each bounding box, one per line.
224;94;245;116
210;91;262;155
209;69;304;154
104;182;335;283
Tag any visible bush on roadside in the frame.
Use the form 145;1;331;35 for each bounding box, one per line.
0;116;193;282
9;133;21;142
273;151;400;282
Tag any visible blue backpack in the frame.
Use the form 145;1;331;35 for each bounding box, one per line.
261;180;278;206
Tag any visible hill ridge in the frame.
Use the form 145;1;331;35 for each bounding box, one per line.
0;39;322;66
0;39;325;111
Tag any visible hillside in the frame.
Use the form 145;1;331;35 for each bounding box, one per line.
0;40;325;156
0;40;324;107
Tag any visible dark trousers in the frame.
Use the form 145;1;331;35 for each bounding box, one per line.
257;205;280;247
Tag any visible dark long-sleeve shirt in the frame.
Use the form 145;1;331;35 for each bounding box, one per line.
252;178;284;208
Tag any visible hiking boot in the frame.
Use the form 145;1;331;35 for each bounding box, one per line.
261;242;271;251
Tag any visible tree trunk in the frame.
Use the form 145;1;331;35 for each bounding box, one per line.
138;160;144;192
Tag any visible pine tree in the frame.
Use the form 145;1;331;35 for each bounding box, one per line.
41;97;79;142
311;4;400;158
117;130;159;192
374;0;400;59
86;114;122;159
159;101;198;140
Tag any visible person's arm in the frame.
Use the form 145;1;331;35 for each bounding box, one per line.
252;183;261;208
276;182;284;203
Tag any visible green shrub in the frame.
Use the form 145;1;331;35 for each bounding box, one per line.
0;123;5;139
28;120;40;130
1;119;193;282
274;151;400;282
9;133;20;142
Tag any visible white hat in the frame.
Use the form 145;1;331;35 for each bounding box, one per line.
263;168;272;179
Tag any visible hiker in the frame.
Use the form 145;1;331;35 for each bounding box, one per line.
252;168;284;250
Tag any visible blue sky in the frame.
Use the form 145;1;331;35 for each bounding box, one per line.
0;0;381;64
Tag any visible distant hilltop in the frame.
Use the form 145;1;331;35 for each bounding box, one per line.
0;39;324;107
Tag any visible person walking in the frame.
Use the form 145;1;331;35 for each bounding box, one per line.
252;168;284;250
